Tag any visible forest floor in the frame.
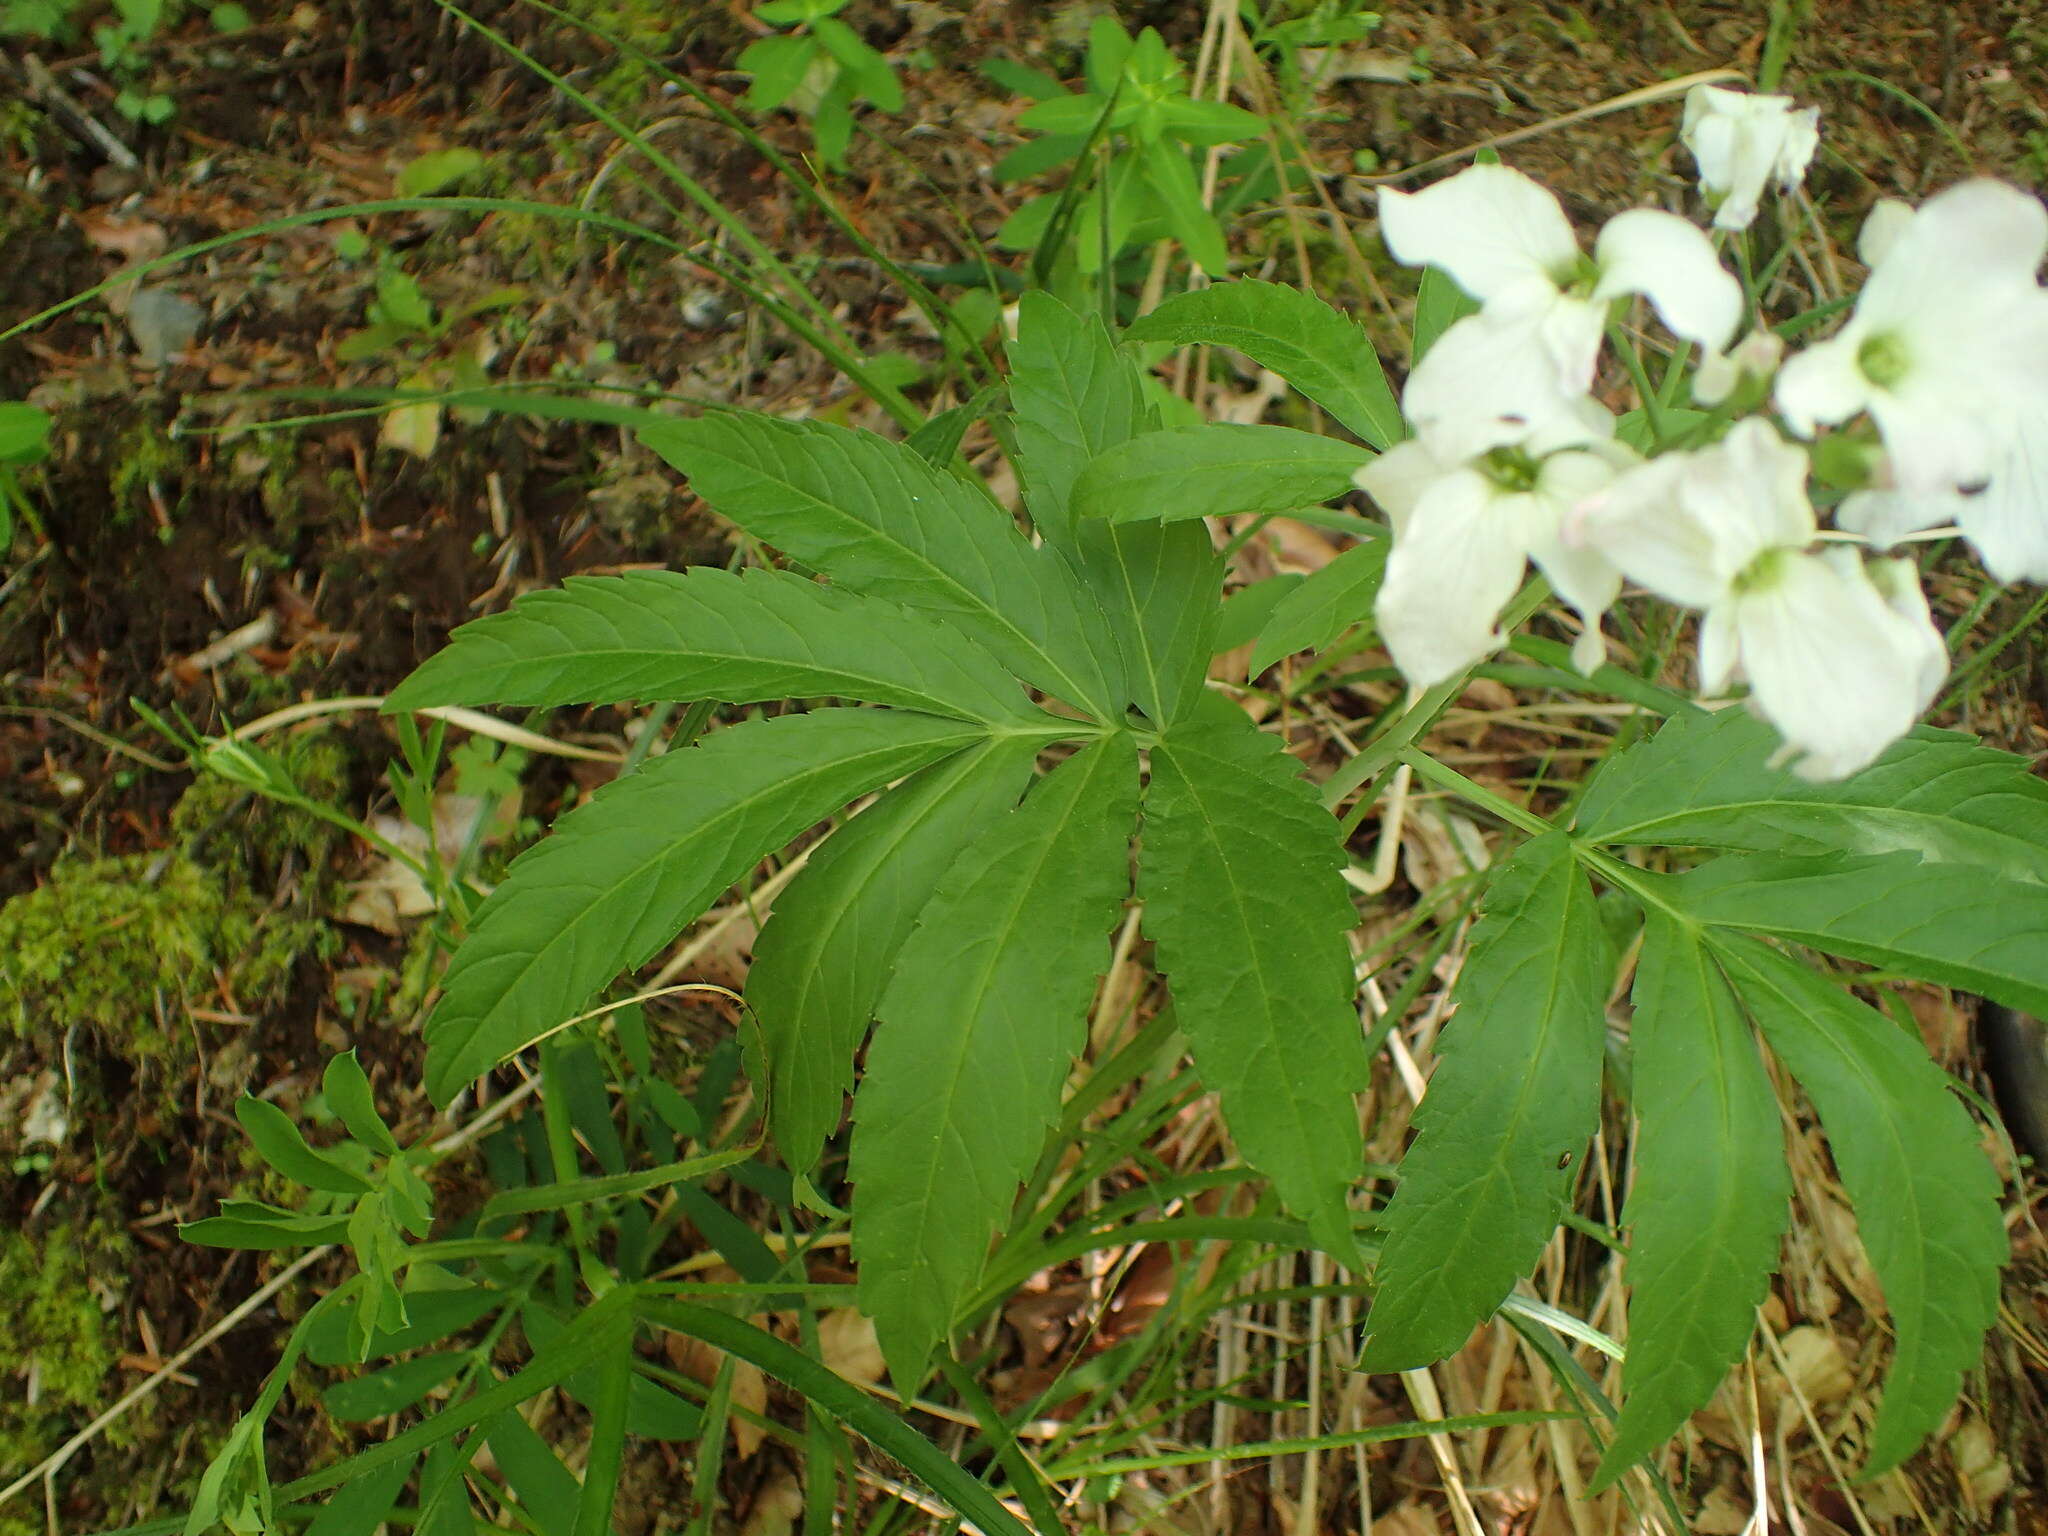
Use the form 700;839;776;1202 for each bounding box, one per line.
4;1;2048;1533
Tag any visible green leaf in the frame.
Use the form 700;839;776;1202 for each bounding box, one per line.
321;1352;467;1421
305;1285;499;1367
1593;914;1790;1488
1362;832;1610;1370
324;1051;400;1156
384;568;1035;726
1016;92;1117;137
1126;280;1404;450
1007;291;1152;544
1410;264;1478;369
812;16;902;110
180;1200;355;1249
1214;573;1303;653
739;33;818;111
1072;423;1370;525
851;735;1140;1391
397;148;485;197
422;709;985;1106
299;1453;415;1536
1005;293;1220;727
0;402;51;464
640;1299;1035;1536
1139;138;1229;274
1158;97;1267;146
1139;695;1369;1261
747;736;1040;1174
1674;852;2048;1017
1069;519;1222;728
640;412;1124;718
1712;934;2005;1475
1577;710;2048;884
904;383;1000;466
483;1410;579;1533
235;1097;373;1195
1247;533;1388;674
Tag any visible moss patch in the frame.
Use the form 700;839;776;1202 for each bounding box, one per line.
1;731;347;1068
0;1222;124;1474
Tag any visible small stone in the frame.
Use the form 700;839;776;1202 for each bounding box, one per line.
125;288;205;368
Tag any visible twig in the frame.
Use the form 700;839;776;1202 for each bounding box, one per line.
1352;67;1746;186
16;54;140;170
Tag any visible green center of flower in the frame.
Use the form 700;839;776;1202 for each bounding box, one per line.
1856;332;1911;389
1730;546;1790;596
1551;253;1601;297
1479;446;1542;493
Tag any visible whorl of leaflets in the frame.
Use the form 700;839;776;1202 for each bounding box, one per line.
1360;87;2048;780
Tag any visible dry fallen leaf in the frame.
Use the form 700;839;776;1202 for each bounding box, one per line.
816;1307;886;1388
664;1332;770;1459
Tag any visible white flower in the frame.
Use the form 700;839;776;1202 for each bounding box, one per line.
1398;307;1617;462
1693;329;1785;407
1577;420;1945;780
1680;86;1820;232
1775;180;2048;500
1837;413;2048;583
1378;164;1743;403
1359;437;1630;689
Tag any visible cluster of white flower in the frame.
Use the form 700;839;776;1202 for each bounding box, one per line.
1359;85;2048;780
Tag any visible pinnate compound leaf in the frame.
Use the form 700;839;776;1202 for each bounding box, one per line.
1071;423;1371;525
1125;279;1404;449
851;735;1140;1391
1712;933;2005;1475
422;710;985;1106
1576;710;2048;883
1594;914;1790;1487
747;736;1040;1173
1363;832;1610;1370
384;569;1035;725
1139;695;1369;1261
1675;852;2048;1017
1247;533;1388;674
641;412;1123;717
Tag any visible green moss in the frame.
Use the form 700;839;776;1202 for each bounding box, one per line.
108;412;189;534
170;728;351;879
0;852;322;1059
0;1222;124;1474
2;734;346;1064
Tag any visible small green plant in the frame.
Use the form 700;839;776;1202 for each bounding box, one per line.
0;0;252;122
737;0;903;171
332;237;525;456
989;18;1270;282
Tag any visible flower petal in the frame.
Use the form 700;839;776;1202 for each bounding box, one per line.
1593;209;1742;353
1773;335;1874;438
1354;438;1452;533
1377;164;1580;302
1578;419;1813;606
1402;308;1607;461
1374;470;1532;689
1955;412;2048;583
1728;551;1939;780
1526;449;1625;651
